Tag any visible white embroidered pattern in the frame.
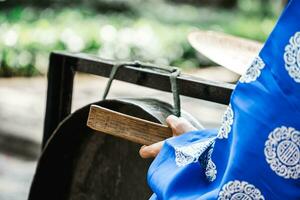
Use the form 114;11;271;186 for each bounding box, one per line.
205;159;217;182
240;56;265;83
284;32;300;83
175;140;217;182
175;140;214;167
264;126;300;179
218;180;265;200
218;105;234;139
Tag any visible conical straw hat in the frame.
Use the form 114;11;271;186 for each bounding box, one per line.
188;30;263;75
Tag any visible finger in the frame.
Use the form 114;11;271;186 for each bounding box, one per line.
166;115;184;136
139;141;164;158
179;117;197;132
166;115;196;136
166;115;180;131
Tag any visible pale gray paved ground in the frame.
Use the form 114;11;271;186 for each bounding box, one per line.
0;154;36;200
0;67;238;200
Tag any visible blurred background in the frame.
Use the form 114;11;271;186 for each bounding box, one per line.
0;0;284;199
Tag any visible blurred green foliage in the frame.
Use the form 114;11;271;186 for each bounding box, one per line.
0;0;281;77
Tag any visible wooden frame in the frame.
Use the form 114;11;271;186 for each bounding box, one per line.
43;51;234;147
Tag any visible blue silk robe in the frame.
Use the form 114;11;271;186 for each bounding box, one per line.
147;1;300;199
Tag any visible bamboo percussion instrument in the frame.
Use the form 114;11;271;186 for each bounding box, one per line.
87;105;173;145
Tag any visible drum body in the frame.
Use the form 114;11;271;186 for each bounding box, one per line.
29;98;202;200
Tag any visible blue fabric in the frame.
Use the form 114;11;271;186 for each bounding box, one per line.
147;1;300;199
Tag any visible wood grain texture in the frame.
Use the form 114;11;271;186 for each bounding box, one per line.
87;105;172;145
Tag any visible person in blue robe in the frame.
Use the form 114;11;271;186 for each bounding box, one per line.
139;0;300;199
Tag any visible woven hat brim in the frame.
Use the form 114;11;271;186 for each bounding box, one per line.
188;30;263;75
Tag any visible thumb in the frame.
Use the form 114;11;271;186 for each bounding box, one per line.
166;115;196;136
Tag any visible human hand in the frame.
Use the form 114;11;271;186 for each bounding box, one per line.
139;115;197;158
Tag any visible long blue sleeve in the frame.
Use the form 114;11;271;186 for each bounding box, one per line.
147;1;300;199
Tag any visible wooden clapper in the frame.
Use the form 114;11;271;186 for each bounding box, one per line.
87;105;172;145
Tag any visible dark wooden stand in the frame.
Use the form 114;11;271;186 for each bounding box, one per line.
43;51;234;148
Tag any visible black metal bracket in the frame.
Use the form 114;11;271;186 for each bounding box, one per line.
43;51;235;147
